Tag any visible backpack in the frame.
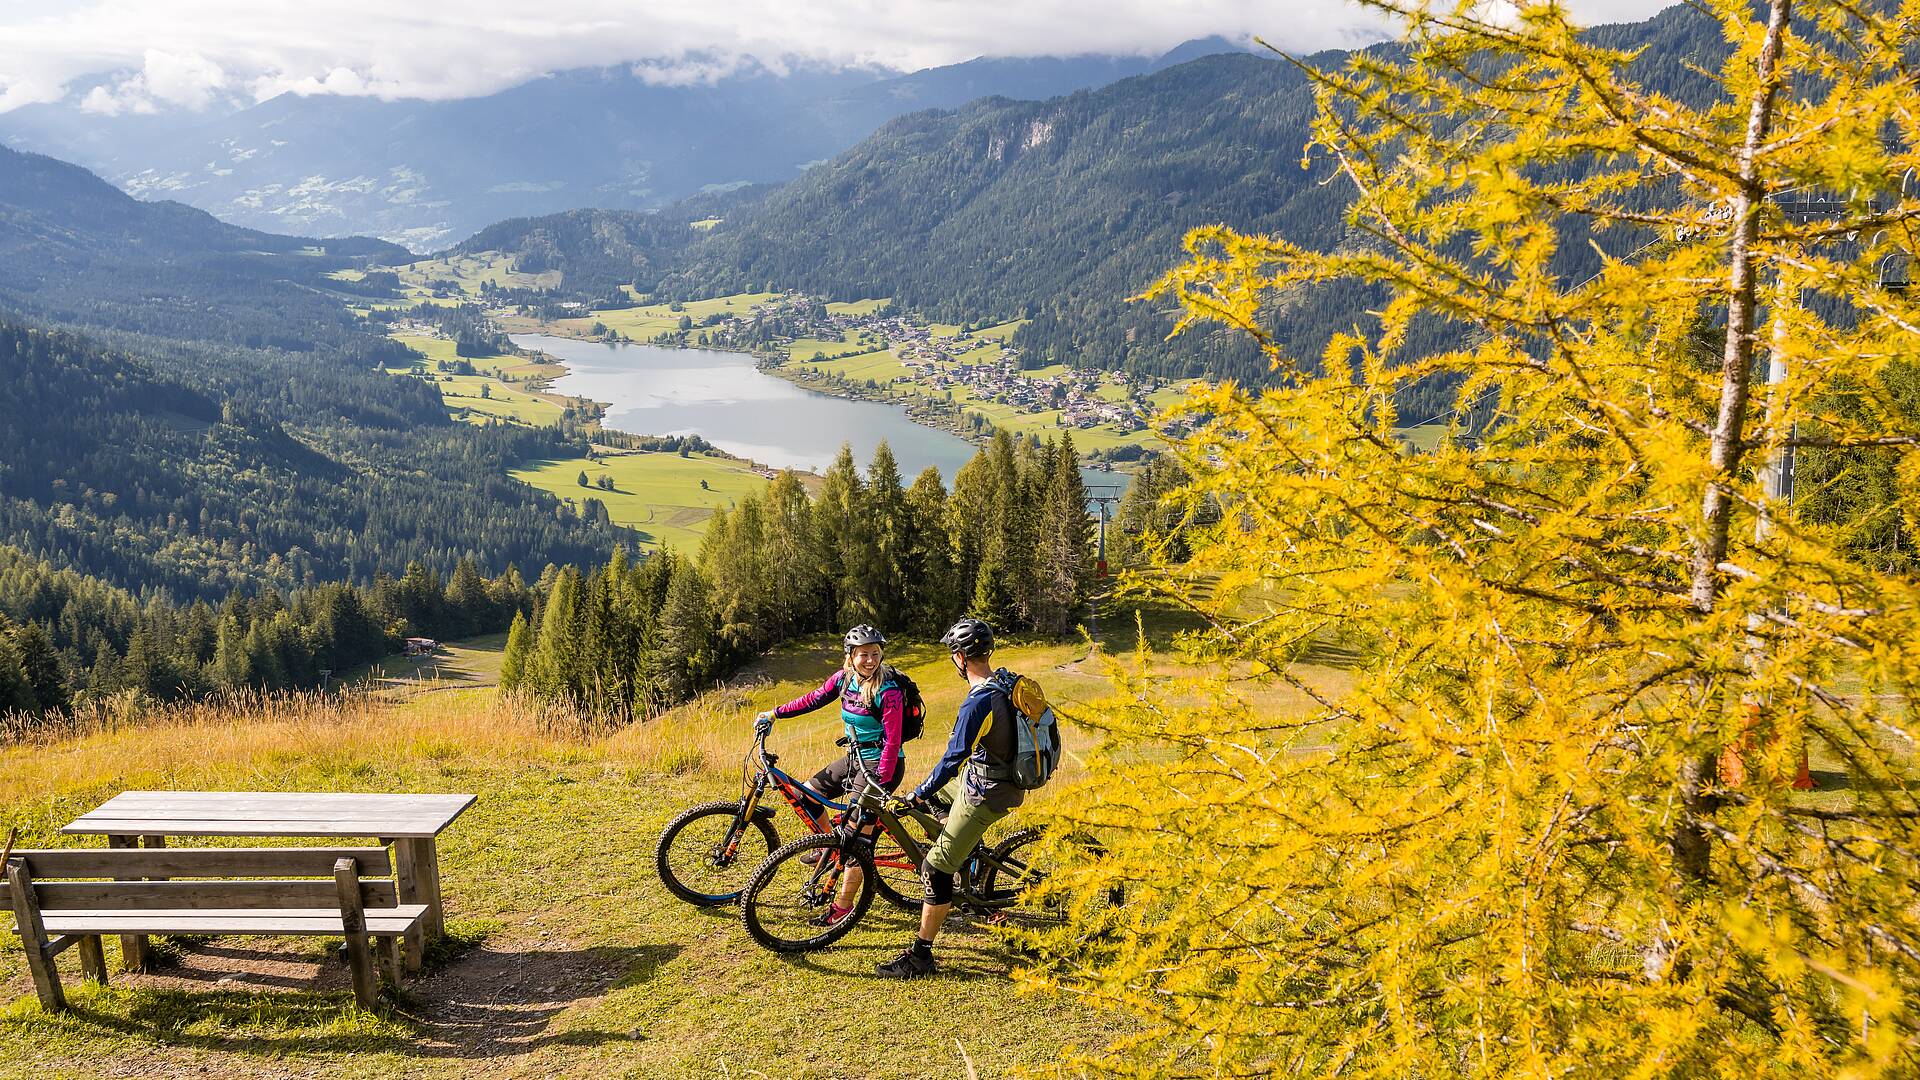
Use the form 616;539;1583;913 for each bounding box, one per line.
986;668;1061;790
887;670;927;742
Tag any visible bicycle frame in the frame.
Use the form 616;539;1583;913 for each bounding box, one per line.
733;733;931;883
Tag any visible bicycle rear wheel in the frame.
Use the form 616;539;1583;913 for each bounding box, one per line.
740;833;876;952
972;829;1122;920
656;799;781;906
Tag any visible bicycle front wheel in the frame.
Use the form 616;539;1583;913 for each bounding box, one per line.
740;833;875;952
656;799;781;906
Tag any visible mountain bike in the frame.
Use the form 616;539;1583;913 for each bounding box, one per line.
736;755;1063;952
654;730;933;908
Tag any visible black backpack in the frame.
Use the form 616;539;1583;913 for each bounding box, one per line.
886;670;927;742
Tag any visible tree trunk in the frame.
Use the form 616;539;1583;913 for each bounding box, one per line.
1675;0;1794;891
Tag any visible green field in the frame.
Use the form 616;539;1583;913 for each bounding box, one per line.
391;253;562;302
823;298;891;316
386;336;570;427
546;292;785;341
800;350;911;384
512;451;772;551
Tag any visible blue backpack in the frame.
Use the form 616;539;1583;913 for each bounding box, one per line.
988;668;1061;790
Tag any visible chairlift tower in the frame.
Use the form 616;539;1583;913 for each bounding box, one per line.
1084;484;1125;650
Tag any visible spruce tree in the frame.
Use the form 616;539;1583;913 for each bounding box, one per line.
650;552;718;705
12;622;67;712
813;443;874;627
947;450;998;610
903;466;957;632
763;471;824;640
499;609;531;692
527;566;582;708
0;631;35;714
1033;432;1092;634
861;442;909;630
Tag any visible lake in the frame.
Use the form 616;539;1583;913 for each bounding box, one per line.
518;334;978;480
517;334;1126;495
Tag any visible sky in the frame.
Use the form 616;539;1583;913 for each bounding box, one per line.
0;0;1679;115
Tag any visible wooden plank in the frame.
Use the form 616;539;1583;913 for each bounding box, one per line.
76;934;108;985
41;906;427;935
64;792;477;838
35;879;400;910
91;791;473;808
336;858;378;1010
6;859;65;1011
64;818;456;839
106;835;148;973
45;933;79;957
12;847;393;879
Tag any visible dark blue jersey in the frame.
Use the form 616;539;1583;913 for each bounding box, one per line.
913;680;1024;810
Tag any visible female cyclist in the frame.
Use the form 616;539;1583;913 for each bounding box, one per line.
754;624;906;925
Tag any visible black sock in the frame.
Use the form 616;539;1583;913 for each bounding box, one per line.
911;938;933;959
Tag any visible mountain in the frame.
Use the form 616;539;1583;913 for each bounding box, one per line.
0;143;410;353
0;42;1242;250
657;5;1725;387
0;147;627;599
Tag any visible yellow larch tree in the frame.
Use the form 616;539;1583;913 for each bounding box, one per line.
1022;0;1920;1075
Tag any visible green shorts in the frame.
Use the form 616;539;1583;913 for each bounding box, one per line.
925;796;1011;875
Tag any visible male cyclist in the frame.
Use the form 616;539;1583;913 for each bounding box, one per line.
876;615;1021;979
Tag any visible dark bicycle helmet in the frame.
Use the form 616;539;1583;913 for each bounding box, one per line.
938;616;994;658
844;624;887;650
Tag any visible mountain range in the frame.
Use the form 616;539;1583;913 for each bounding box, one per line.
0;40;1250;249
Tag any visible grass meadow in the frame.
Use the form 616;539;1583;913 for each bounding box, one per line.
0;604;1351;1078
510;451;773;552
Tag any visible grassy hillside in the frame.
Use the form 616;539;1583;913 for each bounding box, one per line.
0;618;1349;1077
511;451;774;552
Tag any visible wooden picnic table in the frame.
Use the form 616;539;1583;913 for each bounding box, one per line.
62;791;475;973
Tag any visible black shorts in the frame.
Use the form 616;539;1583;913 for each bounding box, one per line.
805;750;904;802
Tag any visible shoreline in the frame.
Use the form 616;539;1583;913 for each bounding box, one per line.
501;326;826;481
499;314;1139;475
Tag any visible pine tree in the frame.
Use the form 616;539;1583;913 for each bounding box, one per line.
499;609;531;692
210;615;250;689
0;631;35;714
813;443;875;627
947;448;998;615
861;441;910;630
526;566;583;708
903;466;958;631
1032;432;1091;634
763;471;824;640
650;552;718;704
12;621;66;711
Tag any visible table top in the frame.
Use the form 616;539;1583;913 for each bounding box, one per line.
61;791;478;839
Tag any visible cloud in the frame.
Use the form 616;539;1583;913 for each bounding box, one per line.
0;0;1682;114
78;48;227;115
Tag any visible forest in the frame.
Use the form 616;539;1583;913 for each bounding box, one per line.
0;541;530;715
503;431;1096;720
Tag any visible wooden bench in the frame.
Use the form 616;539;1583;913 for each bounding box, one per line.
3;847;425;1011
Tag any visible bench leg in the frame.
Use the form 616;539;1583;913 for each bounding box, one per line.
77;935;109;985
335;858;379;1010
381;935;403;989
393;839;425;974
106;836;150;972
7;860;65;1011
